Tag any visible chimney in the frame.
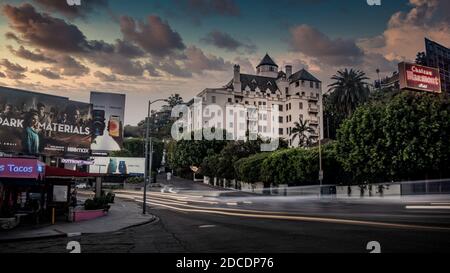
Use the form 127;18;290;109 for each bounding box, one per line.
285;65;292;79
233;64;241;92
234;64;240;83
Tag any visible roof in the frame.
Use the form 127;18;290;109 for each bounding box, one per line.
289;69;321;83
226;74;279;93
256;54;278;68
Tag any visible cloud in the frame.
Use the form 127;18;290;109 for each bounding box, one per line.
94;71;117;82
119;15;185;57
0;59;27;80
53;55;90;76
201;31;256;53
114;39;145;58
7;45;56;63
31;68;61;79
32;0;108;19
183;46;232;74
359;0;450;62
0;59;27;73
289;24;364;66
2;3;91;53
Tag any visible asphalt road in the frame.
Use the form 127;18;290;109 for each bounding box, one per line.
1;177;450;253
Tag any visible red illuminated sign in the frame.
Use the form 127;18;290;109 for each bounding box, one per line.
398;62;442;93
0;158;45;179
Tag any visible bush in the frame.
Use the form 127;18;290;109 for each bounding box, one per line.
84;193;115;211
235;153;270;183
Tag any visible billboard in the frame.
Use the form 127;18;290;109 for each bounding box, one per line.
0;86;92;156
90;92;126;155
398;62;442;93
88;157;145;176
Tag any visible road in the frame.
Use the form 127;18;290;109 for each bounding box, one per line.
1;176;450;253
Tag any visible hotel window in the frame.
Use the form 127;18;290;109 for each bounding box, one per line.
315;82;320;89
299;102;303;109
310;81;314;88
279;128;283;135
228;98;232;103
217;122;222;128
229;110;233;115
212;96;216;103
285;87;289;94
301;80;305;86
239;123;245;130
295;81;300;87
301;92;305;96
229;122;233;128
218;110;221;116
300;114;303;120
239;111;245;118
263;102;267;105
245;101;249;104
279;105;283;111
279;116;283;123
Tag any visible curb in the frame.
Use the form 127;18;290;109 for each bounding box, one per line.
0;214;158;243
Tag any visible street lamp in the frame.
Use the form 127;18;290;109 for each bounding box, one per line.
318;116;323;198
143;99;168;215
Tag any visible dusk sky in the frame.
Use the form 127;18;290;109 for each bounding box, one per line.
0;0;449;125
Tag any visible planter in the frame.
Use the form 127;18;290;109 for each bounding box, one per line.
73;209;107;222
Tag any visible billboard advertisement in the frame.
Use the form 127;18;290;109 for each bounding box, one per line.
88;157;144;176
90;92;126;155
398;62;442;93
0;86;92;156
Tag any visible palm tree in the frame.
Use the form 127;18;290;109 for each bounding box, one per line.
328;69;370;117
290;118;315;147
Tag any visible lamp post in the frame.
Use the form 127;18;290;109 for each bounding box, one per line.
318;116;323;198
143;99;168;214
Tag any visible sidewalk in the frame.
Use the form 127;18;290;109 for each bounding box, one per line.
0;197;155;242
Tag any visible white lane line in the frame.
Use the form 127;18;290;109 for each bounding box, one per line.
243;201;253;204
199;225;216;228
138;199;450;232
226;202;238;206
430;203;450;205
406;206;450;210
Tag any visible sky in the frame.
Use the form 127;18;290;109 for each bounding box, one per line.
0;0;449;125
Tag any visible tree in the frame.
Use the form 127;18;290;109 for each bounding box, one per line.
328;69;370;117
167;93;184;108
415;52;427;65
336;91;450;183
290;118;315;147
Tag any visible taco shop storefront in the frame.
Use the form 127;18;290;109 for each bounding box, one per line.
0;158;46;229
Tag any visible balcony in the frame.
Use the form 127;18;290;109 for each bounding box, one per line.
308;105;319;113
308;95;319;102
308;118;319;125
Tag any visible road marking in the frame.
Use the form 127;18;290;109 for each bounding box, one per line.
406;206;450;210
134;199;450;232
430;203;450;205
199;225;216;228
116;191;450;231
226;202;238;206
67;232;82;237
243;201;253;204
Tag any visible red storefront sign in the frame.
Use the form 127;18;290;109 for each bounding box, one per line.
399;62;442;93
0;158;45;179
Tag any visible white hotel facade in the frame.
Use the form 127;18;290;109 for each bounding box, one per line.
186;54;324;146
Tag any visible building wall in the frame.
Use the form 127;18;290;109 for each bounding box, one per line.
188;67;324;146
